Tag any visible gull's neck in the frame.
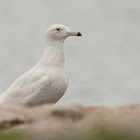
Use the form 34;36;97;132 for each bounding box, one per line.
37;38;65;69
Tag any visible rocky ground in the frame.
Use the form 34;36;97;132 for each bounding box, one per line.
0;103;140;140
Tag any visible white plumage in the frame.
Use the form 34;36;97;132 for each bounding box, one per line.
0;24;81;106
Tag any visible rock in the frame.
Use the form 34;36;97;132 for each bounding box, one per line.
0;105;31;129
1;103;140;139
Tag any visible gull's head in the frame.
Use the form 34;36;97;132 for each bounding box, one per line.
46;24;82;42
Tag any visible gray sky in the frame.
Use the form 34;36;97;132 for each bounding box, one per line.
0;0;140;106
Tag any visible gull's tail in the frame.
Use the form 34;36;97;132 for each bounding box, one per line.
0;93;5;103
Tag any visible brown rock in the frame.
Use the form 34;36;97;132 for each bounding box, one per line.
1;103;140;139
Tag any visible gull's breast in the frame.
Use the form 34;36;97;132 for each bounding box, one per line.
40;70;68;104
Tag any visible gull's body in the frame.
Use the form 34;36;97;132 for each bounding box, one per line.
0;24;81;106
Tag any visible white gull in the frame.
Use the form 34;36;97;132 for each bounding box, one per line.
0;24;82;106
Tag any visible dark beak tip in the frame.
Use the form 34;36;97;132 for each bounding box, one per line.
77;32;82;36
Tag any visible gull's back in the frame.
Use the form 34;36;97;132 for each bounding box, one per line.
0;66;68;106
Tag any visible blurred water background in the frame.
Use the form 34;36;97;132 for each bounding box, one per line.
0;0;140;107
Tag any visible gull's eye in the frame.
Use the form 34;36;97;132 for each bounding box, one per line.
56;28;60;31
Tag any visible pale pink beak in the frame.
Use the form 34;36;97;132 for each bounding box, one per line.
67;31;82;36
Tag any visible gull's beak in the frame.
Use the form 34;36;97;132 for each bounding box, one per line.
67;31;82;36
